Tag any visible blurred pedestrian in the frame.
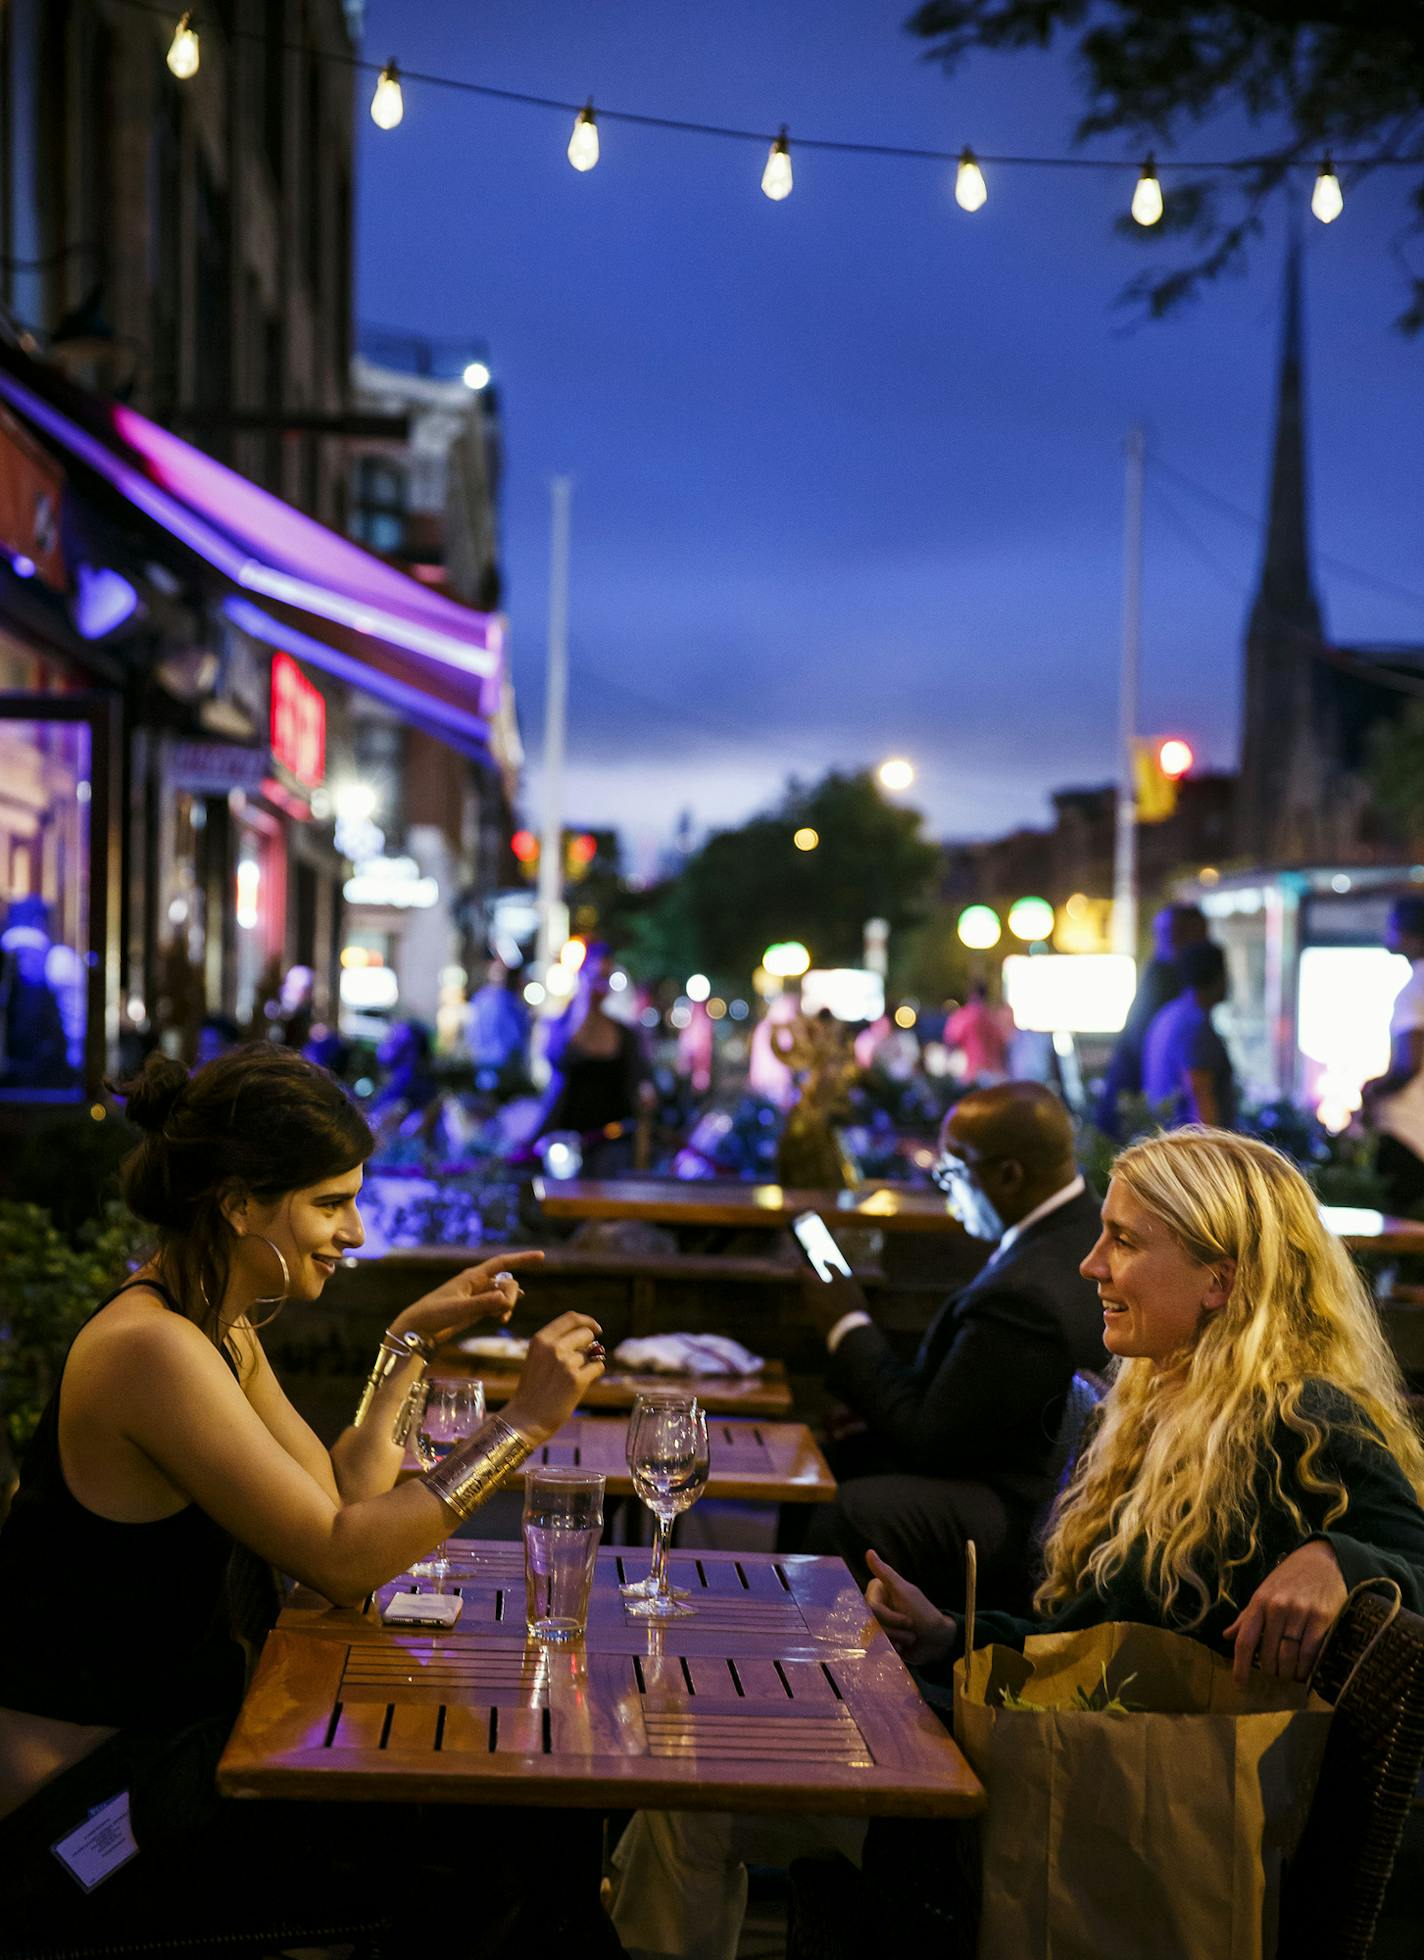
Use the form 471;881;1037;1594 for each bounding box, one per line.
943;982;1012;1086
0;895;73;1090
1141;940;1237;1129
1362;896;1424;1214
541;945;652;1173
466;959;529;1094
1095;903;1208;1134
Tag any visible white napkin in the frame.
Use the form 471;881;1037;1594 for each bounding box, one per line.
458;1332;529;1363
610;1333;764;1377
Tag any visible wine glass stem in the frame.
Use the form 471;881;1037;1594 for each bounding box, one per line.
652;1512;673;1596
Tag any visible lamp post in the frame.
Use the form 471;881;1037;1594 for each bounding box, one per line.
1112;427;1145;959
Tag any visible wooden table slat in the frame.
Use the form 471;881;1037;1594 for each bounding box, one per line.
220;1547;983;1819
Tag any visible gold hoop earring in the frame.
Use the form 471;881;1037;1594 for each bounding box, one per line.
242;1231;290;1324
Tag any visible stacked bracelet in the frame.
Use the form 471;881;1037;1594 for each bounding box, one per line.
420;1414;534;1522
353;1326;436;1433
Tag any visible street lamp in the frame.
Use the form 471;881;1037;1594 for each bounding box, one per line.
1157;737;1194;780
763;940;811;978
1008;896;1055;942
877;757;915;793
957;905;1002;951
793;826;819;852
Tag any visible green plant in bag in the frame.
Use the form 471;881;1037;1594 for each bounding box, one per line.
999;1663;1140;1714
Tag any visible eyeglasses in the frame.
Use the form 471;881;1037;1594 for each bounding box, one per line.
931;1151;1006;1195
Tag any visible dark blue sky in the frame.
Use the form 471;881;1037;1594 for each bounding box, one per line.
356;1;1424;873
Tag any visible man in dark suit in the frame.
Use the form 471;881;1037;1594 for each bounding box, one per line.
800;1081;1105;1605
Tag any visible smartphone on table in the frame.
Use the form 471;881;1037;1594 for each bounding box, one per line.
791;1210;854;1283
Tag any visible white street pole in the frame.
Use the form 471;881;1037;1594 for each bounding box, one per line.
1112;427;1145;959
535;475;571;989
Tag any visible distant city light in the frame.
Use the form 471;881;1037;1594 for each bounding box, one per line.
793;827;820;852
1157;738;1194;779
893;1004;917;1029
686;973;711;1002
669;1003;692;1029
545;966;575;998
608;970;629;992
957;905;1002;951
333;782;378;826
235;858;260;930
707;998;727;1020
560;937;587;970
877;757;915;793
729;999;750;1020
523;981;546;1007
462;360;492;391
1332;874;1352;893
1008;896;1055;942
763;940;812;978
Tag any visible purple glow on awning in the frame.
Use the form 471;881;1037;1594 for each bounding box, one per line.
224;598;493;763
0;367;500;690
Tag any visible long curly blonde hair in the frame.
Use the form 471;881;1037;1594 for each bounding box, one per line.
1036;1127;1424;1626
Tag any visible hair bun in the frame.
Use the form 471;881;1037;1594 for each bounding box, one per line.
115;1053;189;1135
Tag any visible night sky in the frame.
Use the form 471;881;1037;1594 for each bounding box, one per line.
355;1;1424;875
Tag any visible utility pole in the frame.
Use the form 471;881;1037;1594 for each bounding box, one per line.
535;476;572;991
1112;427;1145;960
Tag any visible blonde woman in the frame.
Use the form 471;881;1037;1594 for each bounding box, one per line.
871;1126;1424;1682
613;1129;1424;1960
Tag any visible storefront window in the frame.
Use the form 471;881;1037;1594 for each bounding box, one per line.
0;717;91;1098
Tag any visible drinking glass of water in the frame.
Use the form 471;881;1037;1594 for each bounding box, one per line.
624;1392;710;1620
523;1468;606;1642
411;1378;485;1582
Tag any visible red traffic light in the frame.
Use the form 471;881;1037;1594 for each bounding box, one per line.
511;829;539;864
1157;738;1194;781
568;832;598;869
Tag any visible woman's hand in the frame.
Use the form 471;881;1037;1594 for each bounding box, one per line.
1223;1539;1347;1686
502;1311;606;1445
391;1249;545;1348
865;1548;958;1668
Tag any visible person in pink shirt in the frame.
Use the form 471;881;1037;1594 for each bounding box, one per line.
943;983;1012;1085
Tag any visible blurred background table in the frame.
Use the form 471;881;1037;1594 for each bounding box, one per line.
219;1544;984;1819
534;1175;957;1236
502;1413;834;1505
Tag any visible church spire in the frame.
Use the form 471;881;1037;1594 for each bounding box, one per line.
1250;230;1323;636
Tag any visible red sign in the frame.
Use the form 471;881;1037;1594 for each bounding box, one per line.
270;653;326;790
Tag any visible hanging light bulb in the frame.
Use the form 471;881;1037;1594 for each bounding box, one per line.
567;101;600;172
1131;155;1163;227
954;147;987;212
370;60;404;130
166;11;200;80
1311;157;1343;224
761;127;793;202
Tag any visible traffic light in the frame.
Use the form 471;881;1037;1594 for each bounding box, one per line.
1133;736;1193;824
510;829;539;879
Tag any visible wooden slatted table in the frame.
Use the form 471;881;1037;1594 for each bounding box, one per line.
535;1175;957;1235
440;1350;795;1419
218;1544;984;1818
502;1414;834;1505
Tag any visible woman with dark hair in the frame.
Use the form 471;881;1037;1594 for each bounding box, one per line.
0;1043;608;1944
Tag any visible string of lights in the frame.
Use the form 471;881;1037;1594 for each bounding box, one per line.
132;2;1423;231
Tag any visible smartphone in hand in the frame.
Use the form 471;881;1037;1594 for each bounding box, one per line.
791;1211;854;1284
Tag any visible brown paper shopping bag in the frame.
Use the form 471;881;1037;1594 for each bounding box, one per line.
952;1545;1333;1960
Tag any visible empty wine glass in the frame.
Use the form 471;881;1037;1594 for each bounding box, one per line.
410;1377;485;1584
624;1392;710;1620
620;1390;693;1599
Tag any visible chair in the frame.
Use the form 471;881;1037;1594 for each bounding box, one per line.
1278;1584;1424;1958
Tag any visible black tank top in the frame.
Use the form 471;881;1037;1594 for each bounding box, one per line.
0;1279;245;1731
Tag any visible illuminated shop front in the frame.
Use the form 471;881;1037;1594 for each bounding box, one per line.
0;337;508;1095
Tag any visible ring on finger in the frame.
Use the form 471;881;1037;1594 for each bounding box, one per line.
585;1340;606;1362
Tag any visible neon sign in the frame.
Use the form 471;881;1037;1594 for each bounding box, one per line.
270;652;326;790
